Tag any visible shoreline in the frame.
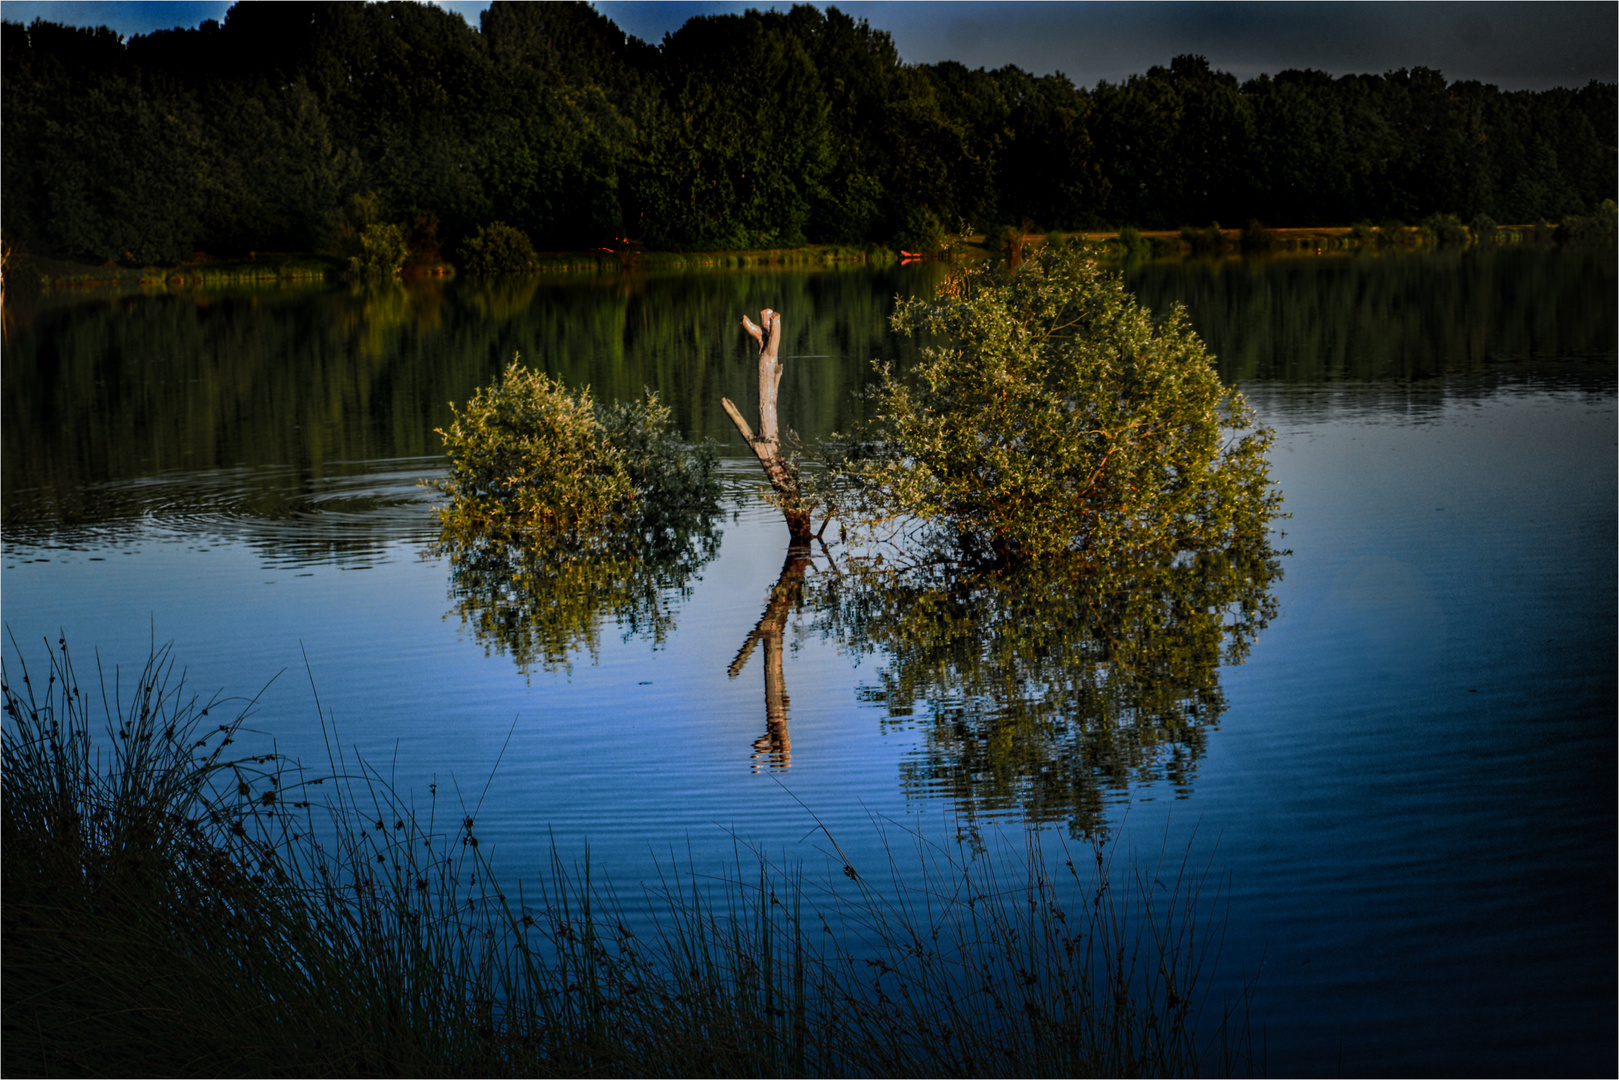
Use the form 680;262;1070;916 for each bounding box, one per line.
2;223;1582;293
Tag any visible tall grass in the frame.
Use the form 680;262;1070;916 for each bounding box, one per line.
3;636;1259;1077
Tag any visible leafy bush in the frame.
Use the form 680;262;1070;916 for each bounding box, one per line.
431;361;720;671
1558;199;1618;242
830;246;1280;564
896;206;948;253
1349;221;1376;244
346;222;408;278
1179;222;1228;255
986;223;1021;253
458;221;541;274
1375;219;1407;246
1116;225;1149;257
1239;219;1280;252
1420;212;1470;245
435;363;629;537
433;359;717;541
1469;212;1499;240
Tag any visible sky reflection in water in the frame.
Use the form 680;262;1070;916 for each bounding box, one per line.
1;248;1613;1074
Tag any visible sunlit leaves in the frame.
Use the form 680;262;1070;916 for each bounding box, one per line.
431;358;721;673
836;245;1282;563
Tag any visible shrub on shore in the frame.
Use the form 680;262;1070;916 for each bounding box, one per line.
459;222;543;274
347;222;410;279
1239;220;1280;252
1178;223;1228;255
1420;213;1470;245
1116;225;1150;257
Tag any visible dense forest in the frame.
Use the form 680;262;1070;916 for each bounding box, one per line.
3;1;1614;264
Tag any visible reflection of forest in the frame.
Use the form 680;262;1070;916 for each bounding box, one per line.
5;248;1611;538
811;536;1281;837
0;266;940;532
1127;244;1618;383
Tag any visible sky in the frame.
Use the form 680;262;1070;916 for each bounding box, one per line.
2;0;1614;91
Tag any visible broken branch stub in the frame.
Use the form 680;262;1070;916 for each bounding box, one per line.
723;308;812;547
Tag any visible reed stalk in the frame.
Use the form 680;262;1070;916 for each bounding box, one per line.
3;635;1258;1077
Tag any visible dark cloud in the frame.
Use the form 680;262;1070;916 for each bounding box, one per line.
825;1;1617;89
2;0;1611;89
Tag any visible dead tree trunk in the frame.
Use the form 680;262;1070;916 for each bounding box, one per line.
728;547;810;770
722;309;813;548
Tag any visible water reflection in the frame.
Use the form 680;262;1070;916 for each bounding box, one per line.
1126;244;1617;383
6;247;1611;540
729;547;812;771
809;535;1281;836
434;512;722;676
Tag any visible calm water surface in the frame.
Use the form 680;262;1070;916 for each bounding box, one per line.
4;246;1614;1075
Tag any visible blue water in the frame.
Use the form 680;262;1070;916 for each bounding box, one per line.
3;257;1614;1074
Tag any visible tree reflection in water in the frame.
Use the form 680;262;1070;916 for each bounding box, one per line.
809;532;1282;837
433;513;721;676
729;547;812;771
440;517;1279;827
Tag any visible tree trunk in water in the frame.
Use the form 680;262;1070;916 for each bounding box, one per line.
728;547;809;770
722;309;813;547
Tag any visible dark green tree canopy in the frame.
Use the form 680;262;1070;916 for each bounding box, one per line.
3;2;1613;263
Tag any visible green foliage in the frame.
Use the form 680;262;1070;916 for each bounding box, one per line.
1116;225;1149;256
1469;212;1499;240
346;222;408;279
3;12;1615;259
435;359;714;538
1349;221;1376;243
1179;222;1229;255
1558;199;1618;242
987;223;1022;253
458;221;541;274
1239;219;1280;252
896;205;949;252
1420;212;1470;245
833;246;1281;563
1375;219;1408;246
431;358;721;670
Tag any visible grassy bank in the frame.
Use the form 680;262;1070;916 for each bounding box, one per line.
534;243;899;273
3;244;896;292
8;215;1604;294
11;251;345;290
2;637;1258;1077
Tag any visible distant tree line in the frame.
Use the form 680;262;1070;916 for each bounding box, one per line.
3;1;1613;264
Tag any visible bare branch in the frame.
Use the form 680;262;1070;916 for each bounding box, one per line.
721;397;756;444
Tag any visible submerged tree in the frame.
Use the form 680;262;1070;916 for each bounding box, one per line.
796;244;1285;829
831;245;1281;565
431;358;720;672
722;308;821;547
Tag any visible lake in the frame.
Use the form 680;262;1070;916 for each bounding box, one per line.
3;244;1614;1075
